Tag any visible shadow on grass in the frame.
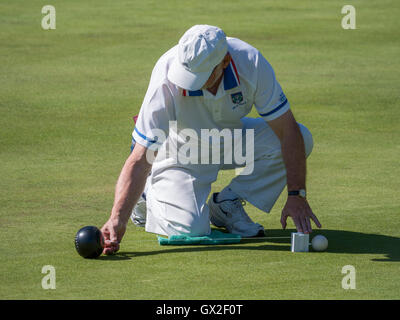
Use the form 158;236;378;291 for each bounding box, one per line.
97;229;400;262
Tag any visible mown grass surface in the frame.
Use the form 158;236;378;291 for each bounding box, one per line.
0;0;399;299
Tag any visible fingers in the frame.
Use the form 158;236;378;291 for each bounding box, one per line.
103;236;120;255
282;210;309;233
292;216;302;233
103;238;120;254
283;204;321;234
300;218;309;234
305;217;312;233
101;226;110;241
307;206;322;230
109;226;118;244
103;242;119;255
300;206;312;233
294;217;309;234
280;212;288;230
100;220;121;255
310;212;322;229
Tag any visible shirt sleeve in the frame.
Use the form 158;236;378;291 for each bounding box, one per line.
254;52;290;121
132;82;175;151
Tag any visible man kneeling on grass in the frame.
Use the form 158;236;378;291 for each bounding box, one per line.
101;25;321;254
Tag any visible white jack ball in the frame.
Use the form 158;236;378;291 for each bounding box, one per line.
311;235;328;252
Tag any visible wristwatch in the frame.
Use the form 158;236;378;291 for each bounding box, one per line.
288;189;306;199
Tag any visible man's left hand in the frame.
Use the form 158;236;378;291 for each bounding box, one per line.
280;196;321;234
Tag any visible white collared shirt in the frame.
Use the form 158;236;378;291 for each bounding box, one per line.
132;37;290;150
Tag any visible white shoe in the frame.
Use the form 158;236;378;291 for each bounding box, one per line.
208;193;265;237
130;193;147;227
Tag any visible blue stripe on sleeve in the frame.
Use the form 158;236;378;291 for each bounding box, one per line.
258;99;288;117
134;127;158;144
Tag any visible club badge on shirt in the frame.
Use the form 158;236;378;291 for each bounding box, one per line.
231;91;247;110
231;92;243;104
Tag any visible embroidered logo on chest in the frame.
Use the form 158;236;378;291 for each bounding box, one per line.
230;91;247;110
231;92;243;104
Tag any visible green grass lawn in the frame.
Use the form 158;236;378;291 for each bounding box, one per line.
0;0;399;299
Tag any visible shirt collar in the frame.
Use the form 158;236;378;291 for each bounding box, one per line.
182;57;240;97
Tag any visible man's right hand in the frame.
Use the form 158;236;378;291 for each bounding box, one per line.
101;216;127;255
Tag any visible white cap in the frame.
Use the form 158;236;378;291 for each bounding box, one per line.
167;25;228;91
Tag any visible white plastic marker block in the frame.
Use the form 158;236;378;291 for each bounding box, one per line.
291;232;309;252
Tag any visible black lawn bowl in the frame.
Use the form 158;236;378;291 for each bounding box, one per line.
74;226;104;259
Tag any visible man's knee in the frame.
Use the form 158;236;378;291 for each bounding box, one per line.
298;124;314;158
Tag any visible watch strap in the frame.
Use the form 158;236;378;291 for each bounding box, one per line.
288;189;306;198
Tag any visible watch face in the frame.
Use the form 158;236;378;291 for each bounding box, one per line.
299;189;306;198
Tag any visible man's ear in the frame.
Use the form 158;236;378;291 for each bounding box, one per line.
222;53;231;69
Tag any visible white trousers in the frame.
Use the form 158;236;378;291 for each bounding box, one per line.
142;117;314;237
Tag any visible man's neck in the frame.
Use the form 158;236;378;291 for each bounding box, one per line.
206;74;224;96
